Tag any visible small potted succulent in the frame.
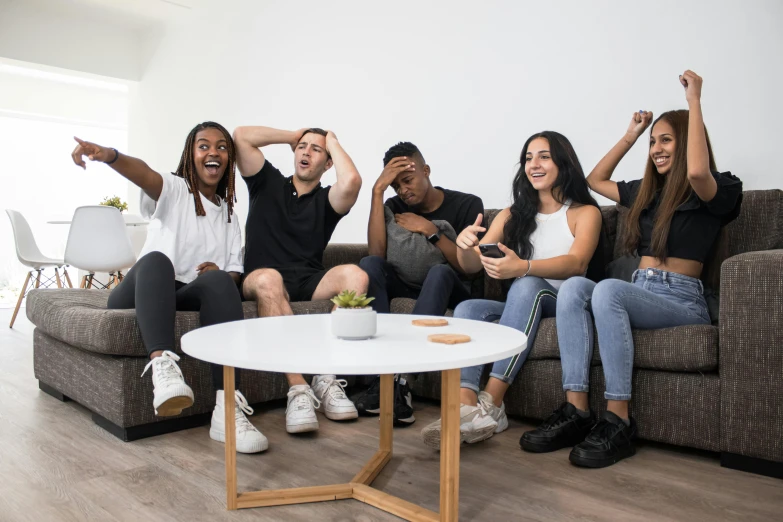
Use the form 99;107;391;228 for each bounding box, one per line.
331;290;377;340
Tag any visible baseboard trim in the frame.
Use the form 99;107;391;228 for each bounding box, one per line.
91;411;212;442
39;381;71;402
721;452;783;479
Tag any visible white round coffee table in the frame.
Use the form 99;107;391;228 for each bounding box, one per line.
182;314;527;522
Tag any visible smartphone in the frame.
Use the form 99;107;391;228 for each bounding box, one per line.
479;243;505;259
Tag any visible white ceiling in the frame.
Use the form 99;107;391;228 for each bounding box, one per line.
0;0;207;80
68;0;200;22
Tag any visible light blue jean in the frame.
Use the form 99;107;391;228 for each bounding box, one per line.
456;276;558;393
558;268;711;401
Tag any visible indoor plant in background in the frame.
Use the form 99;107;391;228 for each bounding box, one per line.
331;290;376;340
100;195;128;213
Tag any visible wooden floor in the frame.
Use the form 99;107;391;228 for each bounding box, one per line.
1;309;781;522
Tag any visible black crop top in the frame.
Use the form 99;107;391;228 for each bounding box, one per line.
617;171;743;263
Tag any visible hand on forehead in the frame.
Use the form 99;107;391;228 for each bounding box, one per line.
299;132;326;147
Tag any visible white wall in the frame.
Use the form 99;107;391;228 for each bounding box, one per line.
129;0;783;244
0;60;129;298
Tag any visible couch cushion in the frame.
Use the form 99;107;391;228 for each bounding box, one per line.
26;289;334;357
323;243;368;269
390;299;715;371
527;318;718;372
390;297;454;316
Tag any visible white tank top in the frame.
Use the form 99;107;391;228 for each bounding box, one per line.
527;200;575;290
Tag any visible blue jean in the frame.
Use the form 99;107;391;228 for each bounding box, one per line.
456;276;558;393
359;255;471;315
558;268;711;401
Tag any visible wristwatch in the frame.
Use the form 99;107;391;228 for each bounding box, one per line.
427;232;441;244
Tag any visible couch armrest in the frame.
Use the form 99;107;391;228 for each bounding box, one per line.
323;243;369;270
719;249;783;462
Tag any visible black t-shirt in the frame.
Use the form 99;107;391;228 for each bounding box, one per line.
617;171;742;262
242;160;346;277
385;187;484;236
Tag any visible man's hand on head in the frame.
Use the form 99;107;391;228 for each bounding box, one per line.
325;130;339;155
374;157;415;195
290;128;308;152
394;213;438;236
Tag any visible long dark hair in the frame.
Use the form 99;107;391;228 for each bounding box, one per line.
621;110;717;260
503;131;598;258
174;121;237;222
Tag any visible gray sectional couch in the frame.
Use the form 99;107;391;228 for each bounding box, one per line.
26;190;783;478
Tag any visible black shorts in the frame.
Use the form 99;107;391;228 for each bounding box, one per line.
283;269;327;302
241;268;327;303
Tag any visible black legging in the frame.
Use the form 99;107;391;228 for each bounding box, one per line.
107;251;243;389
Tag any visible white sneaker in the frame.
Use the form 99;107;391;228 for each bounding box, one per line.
286;385;320;433
140;350;194;416
421;403;498;450
478;391;508;434
210;390;268;454
311;374;359;421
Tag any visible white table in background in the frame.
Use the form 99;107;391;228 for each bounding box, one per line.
182;313;527;521
47;214;149;226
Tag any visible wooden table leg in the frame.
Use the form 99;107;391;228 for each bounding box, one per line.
224;365;238;510
439;369;460;521
214;370;440;520
380;374;394;452
351;374;393;486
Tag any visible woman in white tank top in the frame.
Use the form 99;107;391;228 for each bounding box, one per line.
420;131;603;448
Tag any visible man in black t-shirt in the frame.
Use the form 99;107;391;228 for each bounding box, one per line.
233;125;366;438
353;142;484;424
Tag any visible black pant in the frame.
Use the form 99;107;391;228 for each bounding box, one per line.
359;255;471;315
107;251;244;389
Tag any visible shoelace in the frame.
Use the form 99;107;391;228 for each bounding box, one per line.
321;377;349;400
141;350;184;387
541;407;570;430
477;394;495;417
233;391;256;434
586;418;620;443
287;387;322;411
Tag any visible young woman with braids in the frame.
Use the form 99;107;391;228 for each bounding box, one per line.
420;131;603;449
71;122;268;454
520;71;743;468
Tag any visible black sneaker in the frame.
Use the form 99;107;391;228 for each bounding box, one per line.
393;376;415;427
569;411;637;468
352;375;415;426
353;376;381;416
520;402;595;453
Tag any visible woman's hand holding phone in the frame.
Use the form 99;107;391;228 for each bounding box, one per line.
478;243;505;258
480;243;526;280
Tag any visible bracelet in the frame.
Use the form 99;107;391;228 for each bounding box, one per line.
105;148;119;165
522;259;531;278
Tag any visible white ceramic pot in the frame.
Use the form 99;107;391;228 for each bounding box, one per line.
331;307;377;340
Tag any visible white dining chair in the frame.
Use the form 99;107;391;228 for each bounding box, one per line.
64;206;137;290
5;209;72;328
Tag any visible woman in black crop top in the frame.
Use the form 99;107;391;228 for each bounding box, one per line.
519;71;743;468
